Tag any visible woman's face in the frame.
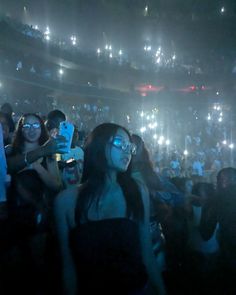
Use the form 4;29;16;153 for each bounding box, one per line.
22;115;42;143
106;128;133;172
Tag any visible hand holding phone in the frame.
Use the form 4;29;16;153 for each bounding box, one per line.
58;121;75;154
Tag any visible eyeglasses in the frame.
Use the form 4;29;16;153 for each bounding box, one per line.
22;123;41;129
111;136;136;155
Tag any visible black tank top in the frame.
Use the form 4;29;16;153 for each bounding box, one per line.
70;218;147;294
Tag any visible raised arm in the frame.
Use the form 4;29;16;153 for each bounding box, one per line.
7;136;67;174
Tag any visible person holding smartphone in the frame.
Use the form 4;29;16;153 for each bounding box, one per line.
60;126;84;188
5;113;68;294
6;113;67;198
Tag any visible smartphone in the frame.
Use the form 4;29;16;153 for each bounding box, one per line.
58;121;75;153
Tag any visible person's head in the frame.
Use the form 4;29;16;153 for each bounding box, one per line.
82;123;135;182
0;111;11;144
131;134;146;165
217;167;236;191
1;103;13;116
171;153;178;161
12;113;49;153
77;123;144;222
45;109;66;134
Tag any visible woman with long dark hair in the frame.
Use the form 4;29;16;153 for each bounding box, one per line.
5;113;67;294
54;123;165;295
7;113;66;192
130;134;163;192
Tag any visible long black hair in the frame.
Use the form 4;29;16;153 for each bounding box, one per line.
11;113;49;155
75;123;144;223
131;134;162;193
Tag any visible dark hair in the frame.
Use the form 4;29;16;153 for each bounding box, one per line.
0;111;15;133
11;113;49;154
0;111;12;127
131;134;162;192
217;167;236;190
46;109;66;131
1;103;13;115
47;109;66;121
75;123;144;223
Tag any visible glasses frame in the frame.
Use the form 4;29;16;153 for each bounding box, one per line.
22;123;41;129
110;136;136;155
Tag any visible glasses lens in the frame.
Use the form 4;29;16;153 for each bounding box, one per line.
112;137;123;148
23;123;40;129
23;124;30;129
112;137;137;154
33;123;40;128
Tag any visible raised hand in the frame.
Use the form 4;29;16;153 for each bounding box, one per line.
42;135;68;156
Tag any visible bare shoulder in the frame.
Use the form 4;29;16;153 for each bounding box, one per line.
54;185;80;228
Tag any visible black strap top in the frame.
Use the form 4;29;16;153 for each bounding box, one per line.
70;218;147;294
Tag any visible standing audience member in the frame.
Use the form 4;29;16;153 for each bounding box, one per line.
60;126;84;188
6;113;66;191
131;134;166;294
45;109;84;187
4;113;67;294
200;167;236;294
6;113;67;220
3;170;50;294
54;123;166;295
45;109;66;138
185;182;219;294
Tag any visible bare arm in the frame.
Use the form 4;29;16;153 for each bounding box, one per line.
54;187;78;295
7;136;67;174
138;183;166;295
7;145;45;174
